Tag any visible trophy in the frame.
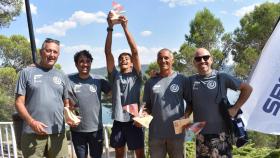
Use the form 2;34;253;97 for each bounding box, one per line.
110;1;125;24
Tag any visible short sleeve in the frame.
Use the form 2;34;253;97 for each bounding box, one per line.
101;78;111;94
108;67;118;84
221;73;242;91
15;69;27;96
143;80;152;112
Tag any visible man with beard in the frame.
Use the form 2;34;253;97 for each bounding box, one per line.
185;48;252;157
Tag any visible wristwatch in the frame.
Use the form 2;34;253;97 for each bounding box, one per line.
107;27;113;32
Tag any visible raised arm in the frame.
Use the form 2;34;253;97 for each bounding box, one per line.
120;16;141;73
104;12;115;73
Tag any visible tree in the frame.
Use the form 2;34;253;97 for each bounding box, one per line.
173;43;196;75
0;35;39;72
0;66;17;96
173;43;224;75
144;61;159;76
231;2;280;78
174;8;226;75
0;0;22;28
185;8;224;50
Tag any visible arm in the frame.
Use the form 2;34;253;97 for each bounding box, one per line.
228;82;253;117
120;16;141;73
15;95;47;135
104;12;115;73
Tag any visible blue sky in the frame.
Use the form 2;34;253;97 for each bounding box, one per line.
0;0;278;74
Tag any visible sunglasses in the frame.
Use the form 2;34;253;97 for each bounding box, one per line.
44;38;60;45
194;55;210;62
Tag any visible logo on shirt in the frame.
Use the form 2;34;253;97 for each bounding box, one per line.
170;84;179;92
207;80;216;89
34;74;42;83
152;84;161;93
193;81;200;90
74;84;82;93
89;85;96;93
53;76;62;85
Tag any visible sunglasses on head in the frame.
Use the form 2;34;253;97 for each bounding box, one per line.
194;55;210;62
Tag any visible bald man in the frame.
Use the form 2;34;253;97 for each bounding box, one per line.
185;48;252;157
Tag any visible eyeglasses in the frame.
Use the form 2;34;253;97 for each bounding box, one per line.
194;55;210;62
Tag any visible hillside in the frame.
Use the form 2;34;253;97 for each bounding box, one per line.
90;64;149;76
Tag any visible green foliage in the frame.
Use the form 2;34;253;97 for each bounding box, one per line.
0;67;16;121
173;43;196;75
231;2;280;78
175;8;226;75
185;8;224;50
0;0;22;28
144;62;159;75
54;64;62;70
234;47;259;78
186;141;195;158
0;66;17;96
0;87;14;121
211;49;224;69
0;35;39;72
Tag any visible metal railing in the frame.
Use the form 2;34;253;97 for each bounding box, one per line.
0;122;17;158
0;122;134;158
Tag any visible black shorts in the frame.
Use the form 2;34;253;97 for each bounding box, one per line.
110;120;144;150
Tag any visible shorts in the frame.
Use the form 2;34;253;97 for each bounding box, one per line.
149;137;185;158
110;120;144;150
21;132;68;158
196;132;232;158
71;129;103;158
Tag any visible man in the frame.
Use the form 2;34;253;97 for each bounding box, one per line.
104;13;144;158
15;38;69;157
68;50;111;158
143;48;188;158
186;48;252;157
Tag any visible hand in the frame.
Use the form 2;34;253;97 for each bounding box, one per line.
107;11;114;28
119;15;128;28
140;109;149;117
29;120;48;135
133;121;143;128
228;106;239;118
66;117;80;128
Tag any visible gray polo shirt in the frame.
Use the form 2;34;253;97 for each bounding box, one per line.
109;67;142;122
15;66;69;134
189;70;241;134
143;72;189;139
68;74;111;132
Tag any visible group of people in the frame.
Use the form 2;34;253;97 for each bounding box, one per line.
15;12;252;158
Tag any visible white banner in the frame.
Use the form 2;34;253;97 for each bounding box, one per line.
242;20;280;135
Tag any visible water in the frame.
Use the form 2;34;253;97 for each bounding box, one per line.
102;106;113;124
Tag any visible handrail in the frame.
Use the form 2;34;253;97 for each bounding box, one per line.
0;122;18;158
1;122;134;158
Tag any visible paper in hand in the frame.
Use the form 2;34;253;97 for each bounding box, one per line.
187;121;206;135
110;1;126;24
133;115;153;128
173;118;192;134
